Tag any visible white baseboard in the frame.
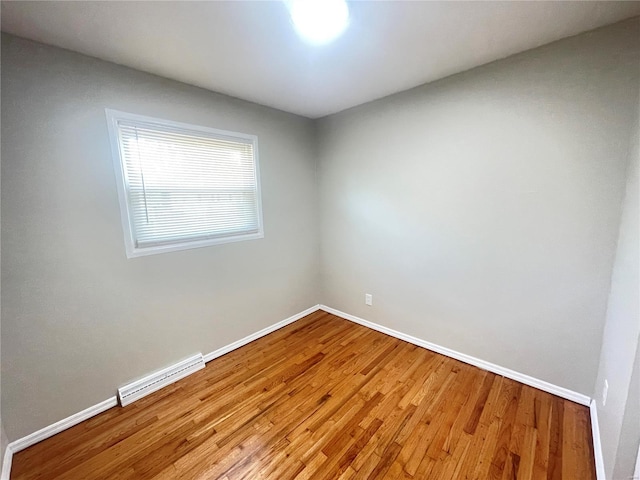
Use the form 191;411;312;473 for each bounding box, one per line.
590;399;607;480
203;304;321;363
9;396;119;454
3;304;322;477
1;445;13;480
4;303;596;479
320;305;591;406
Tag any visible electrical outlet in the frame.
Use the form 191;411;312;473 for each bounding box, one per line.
365;293;373;306
603;379;609;406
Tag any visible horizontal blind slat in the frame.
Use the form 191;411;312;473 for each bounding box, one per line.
117;118;260;249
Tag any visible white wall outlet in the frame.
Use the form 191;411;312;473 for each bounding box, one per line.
365;293;373;306
602;379;609;406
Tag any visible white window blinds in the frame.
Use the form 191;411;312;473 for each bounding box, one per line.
107;110;263;257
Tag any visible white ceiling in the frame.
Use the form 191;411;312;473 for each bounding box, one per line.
2;1;639;118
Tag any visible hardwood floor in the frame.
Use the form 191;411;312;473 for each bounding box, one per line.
11;311;596;479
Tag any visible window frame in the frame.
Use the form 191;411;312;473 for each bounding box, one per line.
105;109;264;258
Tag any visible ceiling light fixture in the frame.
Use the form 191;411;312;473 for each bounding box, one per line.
286;0;350;46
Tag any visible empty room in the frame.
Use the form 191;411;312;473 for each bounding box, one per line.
0;1;639;479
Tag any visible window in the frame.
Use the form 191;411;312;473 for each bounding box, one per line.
106;110;263;258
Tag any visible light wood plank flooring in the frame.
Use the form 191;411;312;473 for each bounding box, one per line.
11;311;596;479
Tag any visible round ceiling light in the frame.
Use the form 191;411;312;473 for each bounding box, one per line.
287;0;350;45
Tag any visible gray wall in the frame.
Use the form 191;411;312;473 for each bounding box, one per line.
2;18;639;455
1;34;320;440
613;344;640;480
594;93;639;479
0;47;5;471
317;19;640;396
0;425;7;476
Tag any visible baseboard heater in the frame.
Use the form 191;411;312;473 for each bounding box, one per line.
117;353;206;406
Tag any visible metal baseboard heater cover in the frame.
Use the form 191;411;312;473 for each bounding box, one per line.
118;353;205;406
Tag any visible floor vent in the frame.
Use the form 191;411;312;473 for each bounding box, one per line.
118;353;205;406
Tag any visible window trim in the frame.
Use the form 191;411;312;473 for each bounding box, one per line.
105;109;264;258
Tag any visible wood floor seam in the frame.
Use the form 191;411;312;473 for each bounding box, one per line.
11;312;596;480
